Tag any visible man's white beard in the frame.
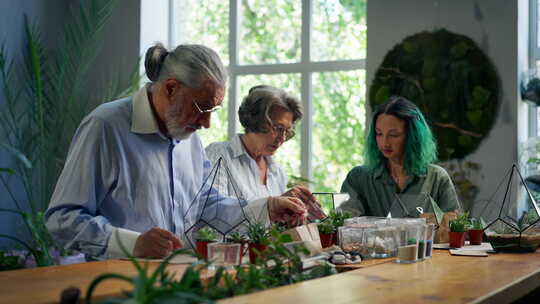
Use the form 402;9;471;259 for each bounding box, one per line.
165;96;192;141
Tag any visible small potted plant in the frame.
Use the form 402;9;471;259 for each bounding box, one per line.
328;210;352;245
468;218;484;245
317;221;336;248
226;231;248;264
247;222;268;264
449;213;468;248
195;227;218;260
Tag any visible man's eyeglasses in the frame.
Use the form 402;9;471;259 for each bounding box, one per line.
271;125;295;141
193;100;222;114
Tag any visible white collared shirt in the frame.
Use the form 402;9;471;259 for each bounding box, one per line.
205;134;288;201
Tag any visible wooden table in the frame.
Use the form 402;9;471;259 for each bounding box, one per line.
2;250;540;304
221;250;540;304
0;259;189;304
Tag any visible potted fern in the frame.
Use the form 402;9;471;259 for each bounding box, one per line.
195;227;218;260
317;221;335;248
247;222;269;264
468;217;484;245
449;213;469;248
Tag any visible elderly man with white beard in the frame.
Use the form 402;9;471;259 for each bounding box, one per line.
45;43;309;260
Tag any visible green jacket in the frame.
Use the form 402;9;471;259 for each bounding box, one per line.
339;164;461;217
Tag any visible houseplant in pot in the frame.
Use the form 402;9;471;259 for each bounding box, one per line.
317;221;336;248
468;217;484;245
247;221;269;264
449;213;469;248
328;210;352;245
195;227;218;260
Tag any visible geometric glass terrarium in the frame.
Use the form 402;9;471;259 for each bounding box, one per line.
312;192;350;214
477;164;540;252
183;157;249;249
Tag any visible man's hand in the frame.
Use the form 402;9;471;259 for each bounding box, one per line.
283;185;326;221
133;227;183;258
268;196;307;227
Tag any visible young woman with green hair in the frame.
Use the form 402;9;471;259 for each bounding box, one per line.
339;96;461;217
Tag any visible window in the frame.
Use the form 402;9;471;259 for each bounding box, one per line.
531;0;540;136
141;0;367;192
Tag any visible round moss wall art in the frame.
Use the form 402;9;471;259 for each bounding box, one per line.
369;29;500;160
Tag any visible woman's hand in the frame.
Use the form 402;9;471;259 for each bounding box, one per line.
283;185;326;221
267;196;307;226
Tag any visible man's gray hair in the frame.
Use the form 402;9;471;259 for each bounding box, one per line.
144;43;228;88
238;85;303;133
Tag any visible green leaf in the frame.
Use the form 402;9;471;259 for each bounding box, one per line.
375;86;390;104
421;77;437;90
403;41;418;53
0;168;15;175
458;135;473;147
450;41;470;58
466;110;482;125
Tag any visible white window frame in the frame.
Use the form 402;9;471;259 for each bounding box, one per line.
140;0;366;182
530;0;540;137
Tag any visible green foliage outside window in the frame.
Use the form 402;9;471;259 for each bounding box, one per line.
176;0;367;193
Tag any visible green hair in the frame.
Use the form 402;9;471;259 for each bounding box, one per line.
365;96;437;176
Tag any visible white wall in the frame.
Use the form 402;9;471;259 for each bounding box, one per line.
367;0;525;213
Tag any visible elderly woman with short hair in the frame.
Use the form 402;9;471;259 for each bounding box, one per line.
206;85;325;222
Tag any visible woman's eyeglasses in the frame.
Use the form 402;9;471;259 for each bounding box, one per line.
270;125;295;141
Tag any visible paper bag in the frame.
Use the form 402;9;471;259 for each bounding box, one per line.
420;211;457;244
282;223;322;255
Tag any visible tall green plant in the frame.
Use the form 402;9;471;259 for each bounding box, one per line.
0;0;139;264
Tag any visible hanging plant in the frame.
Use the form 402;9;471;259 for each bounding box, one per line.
369;29;500;160
520;68;540;105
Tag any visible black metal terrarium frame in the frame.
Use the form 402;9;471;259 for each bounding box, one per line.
480;164;540;252
183;157;252;249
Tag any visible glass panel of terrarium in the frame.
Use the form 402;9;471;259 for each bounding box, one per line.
172;0;230;146
312;0;367;61
239;0;301;65
312;70;366;199
237;73;302;179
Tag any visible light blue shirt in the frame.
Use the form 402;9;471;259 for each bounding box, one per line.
205;134;288;201
45;86;267;259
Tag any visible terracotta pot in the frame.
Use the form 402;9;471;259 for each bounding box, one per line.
333;231;339;245
248;243;267;264
196;240;213;260
449;232;466;248
468;229;483;245
237;242;248;264
319;232;334;248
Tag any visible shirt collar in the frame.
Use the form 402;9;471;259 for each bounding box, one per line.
231;134;278;173
374;165;386;179
373;163;428;179
131;84;161;135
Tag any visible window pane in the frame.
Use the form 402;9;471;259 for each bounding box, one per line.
312;0;367;61
238;74;302;178
312;70;366;193
197;95;229;147
173;0;229;66
240;0;301;65
538;0;540;48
